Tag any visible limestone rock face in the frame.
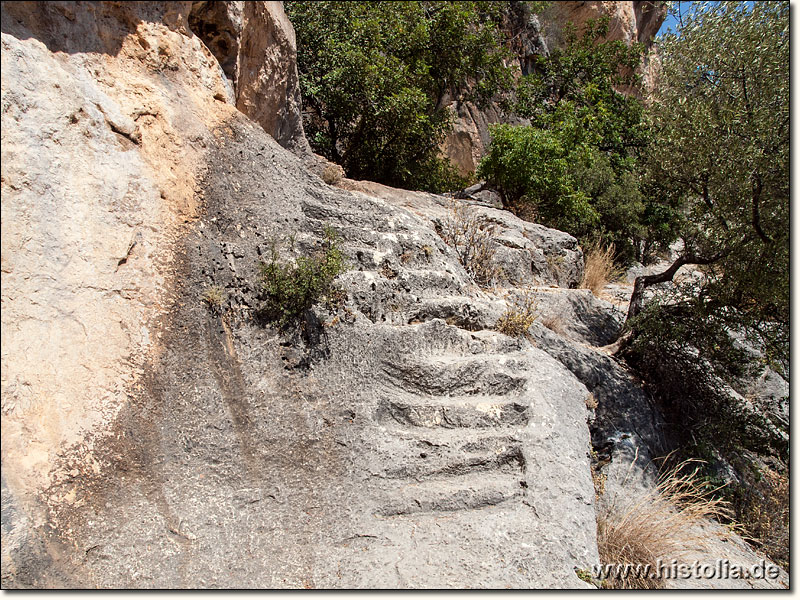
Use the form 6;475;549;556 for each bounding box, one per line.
188;0;243;83
442;100;529;177
1;0;234;532
186;0;309;153
541;1;667;47
338;178;585;289
234;1;309;154
1;1;597;588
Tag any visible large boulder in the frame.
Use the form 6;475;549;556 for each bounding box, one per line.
1;0;233;526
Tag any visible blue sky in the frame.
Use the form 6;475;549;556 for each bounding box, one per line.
656;1;757;37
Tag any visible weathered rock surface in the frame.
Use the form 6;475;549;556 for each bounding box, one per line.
235;1;308;153
2;105;601;588
540;1;667;47
1;0;232;529
189;0;243;83
442;99;529;177
1;2;599;587
187;0;309;153
338;179;585;289
0;0;786;590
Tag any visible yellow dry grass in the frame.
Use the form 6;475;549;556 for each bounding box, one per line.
581;241;621;296
597;459;732;589
496;287;538;337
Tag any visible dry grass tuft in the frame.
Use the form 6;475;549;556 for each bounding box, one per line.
496;287;538;337
322;163;344;185
736;467;788;570
580;241;620;296
438;201;501;287
541;312;566;335
597;459;732;589
203;285;226;313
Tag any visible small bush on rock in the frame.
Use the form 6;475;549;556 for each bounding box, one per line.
437;201;501;286
257;228;346;330
322;163;343;185
496;288;537;337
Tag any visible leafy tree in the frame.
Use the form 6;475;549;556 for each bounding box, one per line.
479;17;668;263
285;1;514;191
477;124;600;235
625;1;789;378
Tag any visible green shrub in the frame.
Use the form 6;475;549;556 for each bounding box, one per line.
496;288;538;337
478;16;680;265
477;124;600;237
257;228;347;329
286;0;513;192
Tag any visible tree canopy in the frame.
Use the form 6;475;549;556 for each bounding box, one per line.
285;1;514;191
626;0;789;378
478;17;664;264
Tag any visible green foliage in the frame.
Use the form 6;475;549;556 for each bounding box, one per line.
523;1;550;16
642;0;789;375
286;1;513;192
257;228;347;330
513;18;643;131
479;17;668;263
623;296;788;466
477;124;599;236
619;5;789;569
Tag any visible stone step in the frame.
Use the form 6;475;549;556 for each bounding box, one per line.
374;473;525;517
380;353;530;397
376;396;530;429
370;430;526;479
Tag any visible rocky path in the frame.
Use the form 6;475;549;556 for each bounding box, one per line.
290;186;602;587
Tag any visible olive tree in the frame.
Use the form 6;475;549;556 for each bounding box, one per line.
626;1;789;376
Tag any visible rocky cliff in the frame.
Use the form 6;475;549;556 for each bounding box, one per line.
0;1;786;589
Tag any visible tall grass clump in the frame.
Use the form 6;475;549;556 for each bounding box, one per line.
596;459;732;589
580;241;620;295
495;287;538;337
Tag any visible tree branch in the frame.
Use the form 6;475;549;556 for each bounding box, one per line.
625;250;727;323
751;172;773;244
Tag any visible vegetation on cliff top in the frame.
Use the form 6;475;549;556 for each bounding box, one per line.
286;0;514;192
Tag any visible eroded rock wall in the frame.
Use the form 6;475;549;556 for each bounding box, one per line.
1;0;598;588
1;0;234;535
540;1;666;47
187;0;309;154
